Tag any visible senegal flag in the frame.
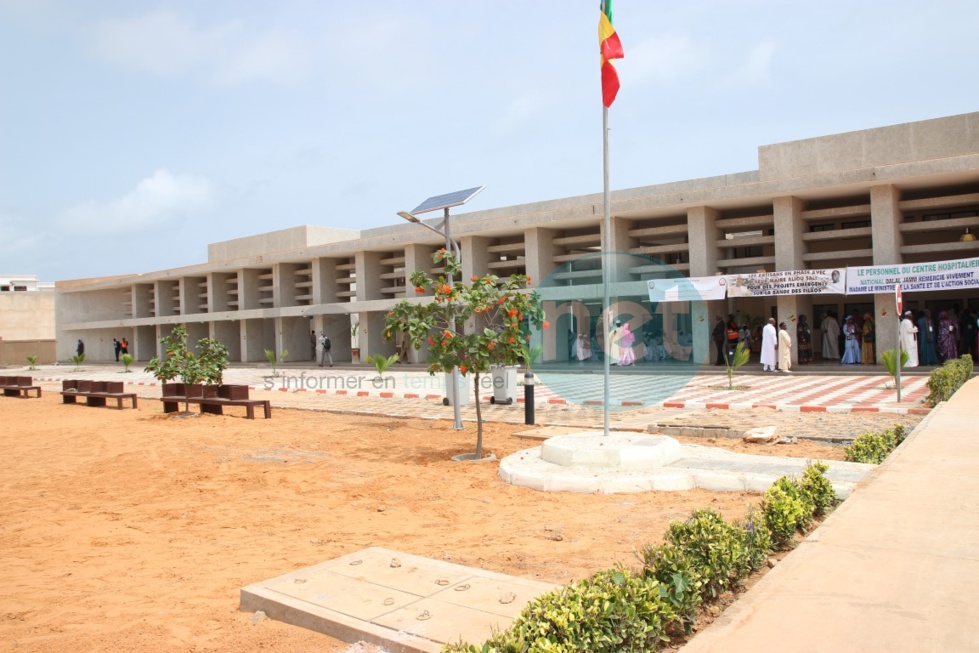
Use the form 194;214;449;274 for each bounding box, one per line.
599;0;624;107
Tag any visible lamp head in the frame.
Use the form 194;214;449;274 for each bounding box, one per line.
960;227;976;242
397;211;420;223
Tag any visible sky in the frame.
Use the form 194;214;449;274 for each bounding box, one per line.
2;1;978;282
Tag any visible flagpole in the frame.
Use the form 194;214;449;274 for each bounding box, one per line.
602;105;611;437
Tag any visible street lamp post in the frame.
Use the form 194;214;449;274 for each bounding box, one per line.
397;186;485;433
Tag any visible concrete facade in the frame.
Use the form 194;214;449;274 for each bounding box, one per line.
1;275;57;365
55;113;979;364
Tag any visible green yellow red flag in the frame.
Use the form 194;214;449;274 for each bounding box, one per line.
599;0;623;107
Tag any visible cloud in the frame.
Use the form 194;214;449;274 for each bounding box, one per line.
93;10;307;84
58;169;214;234
723;40;778;87
623;34;711;83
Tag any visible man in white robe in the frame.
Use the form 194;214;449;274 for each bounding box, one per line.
821;312;841;360
760;318;778;372
778;322;792;372
900;311;920;368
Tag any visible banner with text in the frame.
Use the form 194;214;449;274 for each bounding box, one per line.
647;276;727;302
846;256;979;294
724;268;846;297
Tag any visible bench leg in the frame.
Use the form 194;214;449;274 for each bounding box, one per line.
245;404;255;419
132;395;138;409
264;402;271;419
63;395;78;404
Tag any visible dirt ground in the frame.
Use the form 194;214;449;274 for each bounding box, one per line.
0;396;919;652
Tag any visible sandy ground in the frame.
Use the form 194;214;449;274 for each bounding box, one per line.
0;395;919;652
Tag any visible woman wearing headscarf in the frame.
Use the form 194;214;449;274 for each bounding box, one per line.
937;310;958;362
917;309;938;365
617;321;636;366
797;315;813;364
841;315;861;364
777;322;792;373
861;312;875;364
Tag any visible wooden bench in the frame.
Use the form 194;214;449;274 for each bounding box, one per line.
159;383;271;419
0;375;42;398
60;380;138;409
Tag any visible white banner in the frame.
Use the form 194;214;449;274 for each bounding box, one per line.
647;276;727;303
846;256;979;294
725;268;846;297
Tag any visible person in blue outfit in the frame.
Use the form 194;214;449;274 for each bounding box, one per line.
841;315;861;364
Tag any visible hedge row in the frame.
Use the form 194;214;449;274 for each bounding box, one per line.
925;354;974;406
443;463;837;653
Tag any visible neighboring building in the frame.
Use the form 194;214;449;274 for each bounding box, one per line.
56;113;979;364
1;274;56;366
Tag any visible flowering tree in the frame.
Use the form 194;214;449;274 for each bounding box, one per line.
384;249;547;459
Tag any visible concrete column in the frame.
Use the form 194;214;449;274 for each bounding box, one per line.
688;206;723;363
871;185;904;360
312;258;339;304
687;206;720;277
607;217;637;282
274;264;299;307
462;236;491;282
240;269;262;310
773;196;808;364
356;251;384;302
524;227;560;284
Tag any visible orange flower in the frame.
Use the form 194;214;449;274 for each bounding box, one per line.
471;275;479;282
509;336;515;343
459;365;468;374
414;286;424;293
508;309;518;317
487;341;496;351
543;321;550;329
427;336;435;345
441;284;451;294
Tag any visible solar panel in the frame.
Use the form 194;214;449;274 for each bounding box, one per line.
410;186;485;215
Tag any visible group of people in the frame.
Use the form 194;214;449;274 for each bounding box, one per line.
713;315;793;372
814;311;877;365
111;337;129;361
899;307;978;368
572;320;695;366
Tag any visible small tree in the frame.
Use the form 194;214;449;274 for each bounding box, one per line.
265;348;288;377
365;353;399;379
723;341;750;390
120;353;134;372
384;250;547;459
26;355;38;370
145;326;229;414
70;353;85;372
881;347;909;389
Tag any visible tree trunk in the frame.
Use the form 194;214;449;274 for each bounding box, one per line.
473;372;483;459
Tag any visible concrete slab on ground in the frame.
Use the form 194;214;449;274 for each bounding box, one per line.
240;547;558;652
499;431;875;496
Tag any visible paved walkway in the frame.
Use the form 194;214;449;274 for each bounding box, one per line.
680;377;979;653
26;362;931;415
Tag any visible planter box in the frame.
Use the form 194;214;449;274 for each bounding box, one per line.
219;385;250;400
62;379;78;391
104;381;124;394
202;385;220;399
162;383;185;397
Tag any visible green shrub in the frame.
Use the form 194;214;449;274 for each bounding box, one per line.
925;355;974;405
639;543;702;634
761;477;812;550
844;427;902;464
734;508;772;575
661;509;748;601
502;568;676;653
799;462;837;517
